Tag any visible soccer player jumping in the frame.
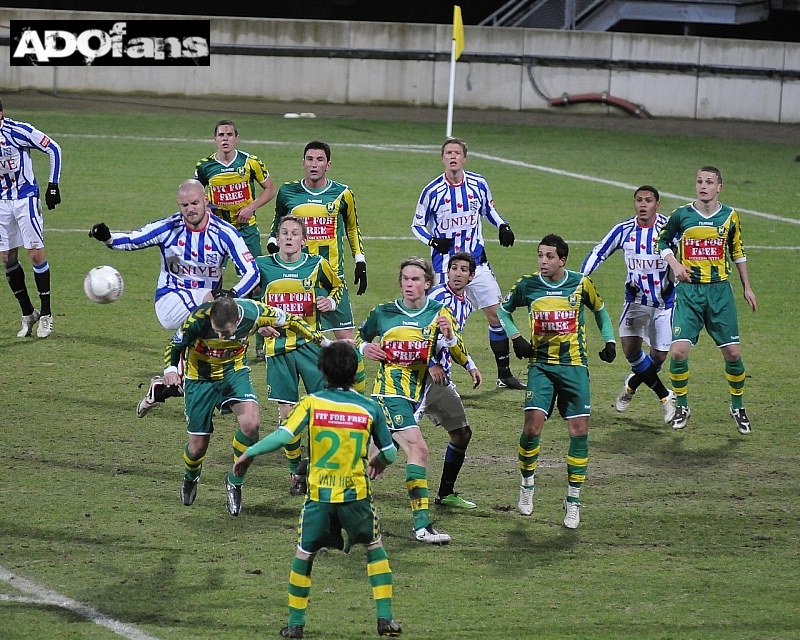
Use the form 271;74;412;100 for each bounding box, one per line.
412;137;523;390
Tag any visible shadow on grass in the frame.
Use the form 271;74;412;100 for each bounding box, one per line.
596;415;742;469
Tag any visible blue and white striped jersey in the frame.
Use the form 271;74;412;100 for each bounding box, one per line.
412;171;507;279
581;214;674;309
106;212;259;303
427;282;476;375
0;117;62;201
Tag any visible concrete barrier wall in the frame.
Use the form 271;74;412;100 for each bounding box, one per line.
1;9;799;123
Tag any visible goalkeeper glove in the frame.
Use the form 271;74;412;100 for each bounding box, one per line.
354;262;368;295
45;182;61;210
512;335;534;359
429;236;453;254
89;222;111;242
598;342;617;363
498;224;515;247
266;237;279;254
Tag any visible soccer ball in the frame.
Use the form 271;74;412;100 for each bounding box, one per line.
84;265;124;304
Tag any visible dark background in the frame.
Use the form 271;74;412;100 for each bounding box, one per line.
4;0;800;42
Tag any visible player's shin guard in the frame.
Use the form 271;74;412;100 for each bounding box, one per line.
566;434;588;503
405;464;429;530
489;324;512;377
5;261;35;316
353;349;366;395
288;556;313;627
725;357;746;410
670;357;690;407
438;443;466;497
518;433;540;486
183;444;205;481
284;433;303;473
367;546;394;621
229;428;258;483
32;261;51;317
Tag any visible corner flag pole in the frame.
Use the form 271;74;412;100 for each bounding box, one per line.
446;5;465;137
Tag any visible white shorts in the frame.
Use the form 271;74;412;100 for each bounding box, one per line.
0;197;44;251
464;263;503;310
414;378;468;432
619;303;673;352
155;288;213;330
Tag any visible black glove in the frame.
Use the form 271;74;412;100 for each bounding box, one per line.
45;182;61;210
512;335;534;359
266;237;279;254
354;262;368;296
598;342;617;363
89;222;111;242
212;288;237;300
429;236;453;255
498;224;515;247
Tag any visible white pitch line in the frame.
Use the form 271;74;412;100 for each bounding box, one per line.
52;132;800;226
0;566;161;640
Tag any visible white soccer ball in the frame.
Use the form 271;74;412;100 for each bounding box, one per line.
84;265;124;304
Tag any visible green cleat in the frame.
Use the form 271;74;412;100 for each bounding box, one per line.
435;493;476;509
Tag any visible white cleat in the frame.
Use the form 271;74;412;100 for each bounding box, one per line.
563;498;581;529
36;314;53;338
615;374;635;412
672;405;691;430
661;390;677;423
413;524;451;544
17;309;40;337
518;484;534;516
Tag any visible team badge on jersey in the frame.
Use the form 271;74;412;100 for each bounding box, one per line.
205;252;221;266
568;293;578;307
303;277;313;291
717;226;726;237
326;201;336;213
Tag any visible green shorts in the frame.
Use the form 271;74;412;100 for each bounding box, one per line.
672;280;740;347
183;368;257;435
376;396;418;432
297;497;381;554
321;286;354;332
267;343;325;403
524;362;591;419
237;223;263;258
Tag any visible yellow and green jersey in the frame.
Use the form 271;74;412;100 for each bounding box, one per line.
279;388;395;503
166;299;324;381
255;253;344;355
194;150;270;230
656;202;746;284
272;179;364;280
356;298;468;402
500;270;606;367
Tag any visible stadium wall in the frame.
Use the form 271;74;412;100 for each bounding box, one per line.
1;9;799;123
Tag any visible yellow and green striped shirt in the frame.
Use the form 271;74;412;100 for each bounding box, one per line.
657;202;746;284
167;299;324;380
356;298;468;402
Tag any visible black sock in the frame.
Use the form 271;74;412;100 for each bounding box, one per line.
638;365;669;399
490;338;511;378
5;262;35;316
438;443;467;497
628;373;643;392
33;267;51;317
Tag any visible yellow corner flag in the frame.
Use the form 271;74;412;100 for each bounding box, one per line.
453;5;465;61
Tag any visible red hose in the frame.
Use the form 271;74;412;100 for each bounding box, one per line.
549;92;651;119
